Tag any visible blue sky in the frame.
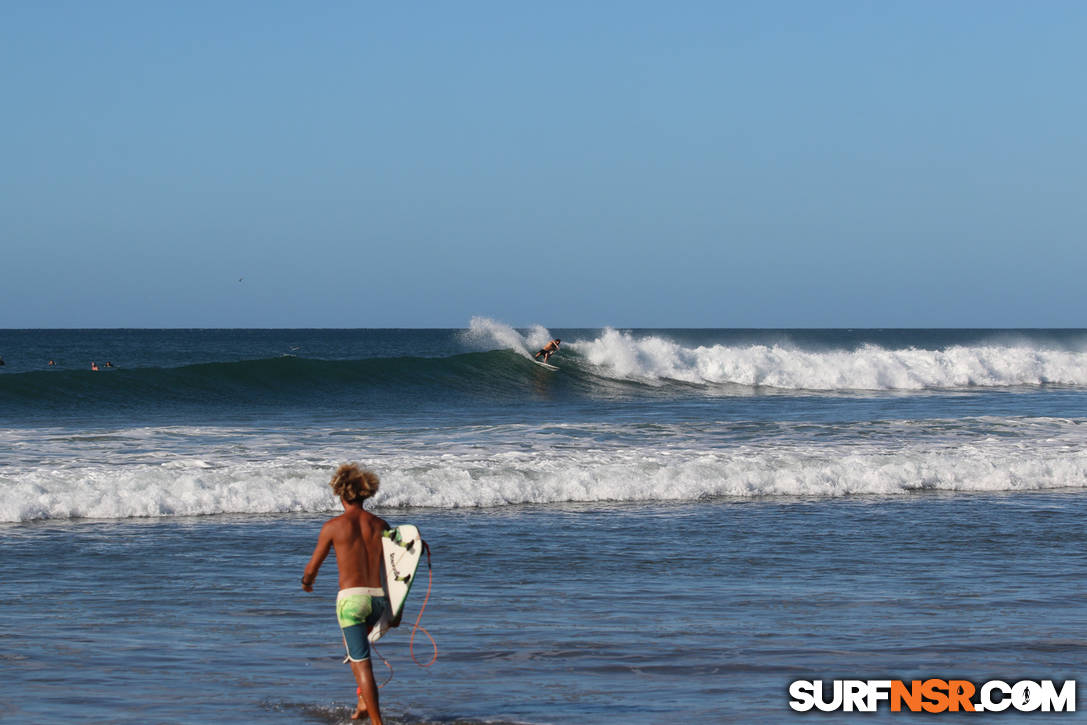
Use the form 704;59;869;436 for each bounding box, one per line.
2;1;1085;328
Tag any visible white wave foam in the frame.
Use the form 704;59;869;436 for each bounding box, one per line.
4;434;1087;522
462;317;554;359
570;329;1087;390
0;462;332;522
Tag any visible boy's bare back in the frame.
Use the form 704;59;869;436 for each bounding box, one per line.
303;505;389;590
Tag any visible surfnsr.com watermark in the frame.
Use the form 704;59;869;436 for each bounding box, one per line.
789;679;1076;713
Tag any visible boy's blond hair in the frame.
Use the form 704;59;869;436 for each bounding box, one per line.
330;463;379;503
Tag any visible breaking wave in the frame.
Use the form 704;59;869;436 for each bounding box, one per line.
4;418;1086;522
568;328;1087;390
3;320;1085;416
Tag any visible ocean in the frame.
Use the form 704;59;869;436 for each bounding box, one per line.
2;320;1086;723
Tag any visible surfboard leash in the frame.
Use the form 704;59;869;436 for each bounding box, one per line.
409;540;437;668
372;539;436;690
370;642;395;689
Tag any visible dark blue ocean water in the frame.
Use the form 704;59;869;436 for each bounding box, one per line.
1;323;1086;722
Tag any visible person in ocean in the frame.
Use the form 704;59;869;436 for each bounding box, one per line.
533;338;561;363
90;361;99;371
302;464;394;723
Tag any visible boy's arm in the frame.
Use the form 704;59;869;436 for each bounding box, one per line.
301;522;334;592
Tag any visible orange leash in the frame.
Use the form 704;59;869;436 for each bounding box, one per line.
409;541;437;668
371;539;436;689
371;642;394;688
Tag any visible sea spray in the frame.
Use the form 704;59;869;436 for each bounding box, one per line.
462;317;555;358
568;328;1087;390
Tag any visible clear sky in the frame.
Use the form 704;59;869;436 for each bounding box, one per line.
2;1;1085;328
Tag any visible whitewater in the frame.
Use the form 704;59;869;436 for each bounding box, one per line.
467;318;1087;390
4;414;1087;522
2;323;1087;523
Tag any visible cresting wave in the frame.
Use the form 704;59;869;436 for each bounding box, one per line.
2;322;1085;406
467;319;1087;390
571;328;1087;390
0;351;535;408
5;435;1087;522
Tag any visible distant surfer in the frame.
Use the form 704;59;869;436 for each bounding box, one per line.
533;338;561;363
302;464;395;723
90;361;99;371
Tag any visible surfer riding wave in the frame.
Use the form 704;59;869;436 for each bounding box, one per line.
533;339;561;363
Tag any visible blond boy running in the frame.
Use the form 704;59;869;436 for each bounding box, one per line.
302;464;393;722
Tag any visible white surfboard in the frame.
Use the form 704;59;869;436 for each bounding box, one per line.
369;524;424;643
533;359;559;370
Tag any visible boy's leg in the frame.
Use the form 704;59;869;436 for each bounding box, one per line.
347;663;367;720
349;658;382;724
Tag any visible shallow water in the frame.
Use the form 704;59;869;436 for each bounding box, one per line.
3;493;1086;723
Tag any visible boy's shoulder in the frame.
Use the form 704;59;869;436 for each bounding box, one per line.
323;511;348;526
361;508;390;530
323;505;388;534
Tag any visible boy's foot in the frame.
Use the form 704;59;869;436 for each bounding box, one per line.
350;699;369;720
351;689;369;720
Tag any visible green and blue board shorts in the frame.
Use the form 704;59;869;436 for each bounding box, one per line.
336;587;387;662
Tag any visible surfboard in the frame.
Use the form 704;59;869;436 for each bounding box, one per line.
369;524;424;643
533;359;559;371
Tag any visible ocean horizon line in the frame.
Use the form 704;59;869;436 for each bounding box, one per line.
3;325;1087;332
